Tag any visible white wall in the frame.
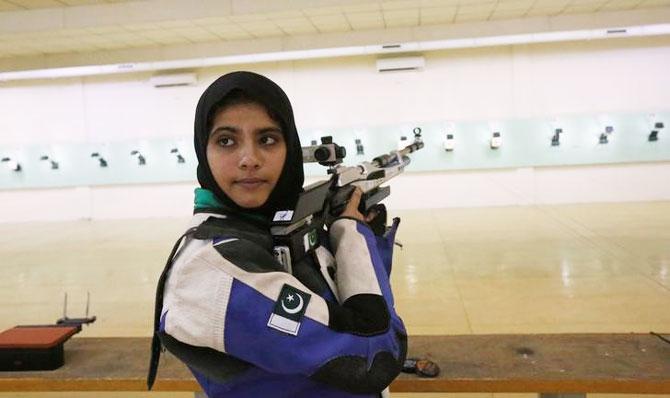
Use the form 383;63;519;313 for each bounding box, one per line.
1;35;669;222
385;162;670;209
3;35;670;145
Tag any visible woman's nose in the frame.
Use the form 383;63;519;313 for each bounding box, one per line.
238;143;261;170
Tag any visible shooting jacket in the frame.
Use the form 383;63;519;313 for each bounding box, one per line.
149;208;407;397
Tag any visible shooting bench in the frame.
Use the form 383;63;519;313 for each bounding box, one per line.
0;334;668;397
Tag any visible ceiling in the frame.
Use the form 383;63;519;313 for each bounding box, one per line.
0;0;133;11
1;0;669;60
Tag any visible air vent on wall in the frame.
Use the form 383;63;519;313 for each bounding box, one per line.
149;72;197;88
376;56;425;72
606;28;628;34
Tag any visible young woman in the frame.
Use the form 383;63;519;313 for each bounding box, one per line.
148;71;407;397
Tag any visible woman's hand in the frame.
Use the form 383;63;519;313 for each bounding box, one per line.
340;187;366;222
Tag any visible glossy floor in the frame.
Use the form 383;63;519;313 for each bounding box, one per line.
1;201;669;398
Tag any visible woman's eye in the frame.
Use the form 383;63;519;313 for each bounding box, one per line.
260;135;278;145
217;137;234;147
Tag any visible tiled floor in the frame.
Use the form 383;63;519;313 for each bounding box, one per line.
1;201;669;397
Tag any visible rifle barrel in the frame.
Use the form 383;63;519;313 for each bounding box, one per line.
372;140;424;167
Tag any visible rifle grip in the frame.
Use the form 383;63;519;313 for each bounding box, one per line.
329;185;356;217
330;186;385;218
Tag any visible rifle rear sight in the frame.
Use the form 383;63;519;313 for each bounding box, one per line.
301;136;346;168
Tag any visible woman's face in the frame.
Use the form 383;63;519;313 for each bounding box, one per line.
207;102;287;209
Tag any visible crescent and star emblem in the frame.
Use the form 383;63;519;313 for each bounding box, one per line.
281;293;304;314
268;285;311;335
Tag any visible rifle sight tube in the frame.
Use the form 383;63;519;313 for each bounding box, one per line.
372;140;424;167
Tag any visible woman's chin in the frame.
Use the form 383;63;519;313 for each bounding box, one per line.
233;196;269;210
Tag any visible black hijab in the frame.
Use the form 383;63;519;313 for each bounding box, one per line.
194;71;304;219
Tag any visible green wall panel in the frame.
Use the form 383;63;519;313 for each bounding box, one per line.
1;111;668;190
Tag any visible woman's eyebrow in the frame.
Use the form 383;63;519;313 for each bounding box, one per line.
210;125;239;136
257;126;282;134
210;125;282;136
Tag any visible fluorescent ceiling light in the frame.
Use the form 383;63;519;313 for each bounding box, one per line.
1;23;669;82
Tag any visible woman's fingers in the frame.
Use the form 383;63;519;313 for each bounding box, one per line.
365;208;378;223
341;187;365;222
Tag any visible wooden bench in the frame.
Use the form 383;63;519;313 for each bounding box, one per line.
1;334;669;397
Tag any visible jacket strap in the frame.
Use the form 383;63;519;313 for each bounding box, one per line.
146;226;197;390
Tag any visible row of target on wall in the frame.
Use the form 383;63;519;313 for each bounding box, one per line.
433;122;665;152
1;121;665;173
0;148;187;172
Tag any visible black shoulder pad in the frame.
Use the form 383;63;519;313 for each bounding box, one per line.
213;237;284;273
194;216;273;252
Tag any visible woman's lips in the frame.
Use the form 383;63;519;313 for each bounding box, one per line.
235;178;266;189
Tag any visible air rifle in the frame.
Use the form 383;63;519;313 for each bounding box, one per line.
271;128;424;272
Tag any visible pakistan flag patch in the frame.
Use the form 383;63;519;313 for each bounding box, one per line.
267;284;311;336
